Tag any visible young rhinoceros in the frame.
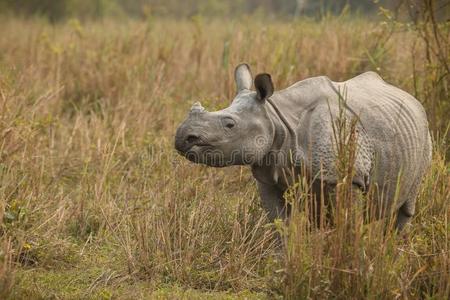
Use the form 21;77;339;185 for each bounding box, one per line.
174;64;432;230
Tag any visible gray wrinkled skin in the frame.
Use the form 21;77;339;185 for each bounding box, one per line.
175;64;432;230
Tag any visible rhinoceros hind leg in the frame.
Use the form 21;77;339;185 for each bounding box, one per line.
395;203;413;231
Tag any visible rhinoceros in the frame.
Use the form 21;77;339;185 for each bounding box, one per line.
174;64;432;230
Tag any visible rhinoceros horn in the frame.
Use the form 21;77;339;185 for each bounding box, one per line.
190;101;206;113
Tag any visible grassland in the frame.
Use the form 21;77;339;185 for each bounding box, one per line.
0;15;449;299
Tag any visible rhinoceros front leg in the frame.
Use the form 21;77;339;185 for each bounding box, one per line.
256;181;289;222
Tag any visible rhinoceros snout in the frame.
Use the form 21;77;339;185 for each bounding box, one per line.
175;132;200;153
175;121;210;153
174;129;188;153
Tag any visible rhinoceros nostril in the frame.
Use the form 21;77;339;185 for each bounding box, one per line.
186;134;200;144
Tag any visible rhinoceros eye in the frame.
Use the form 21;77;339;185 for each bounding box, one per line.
221;117;236;130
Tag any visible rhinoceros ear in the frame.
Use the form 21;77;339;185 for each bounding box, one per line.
234;63;253;92
254;73;274;101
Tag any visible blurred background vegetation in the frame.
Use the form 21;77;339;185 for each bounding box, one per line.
0;0;448;21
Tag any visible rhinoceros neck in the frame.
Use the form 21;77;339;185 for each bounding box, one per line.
264;96;305;167
266;98;297;151
263;76;337;166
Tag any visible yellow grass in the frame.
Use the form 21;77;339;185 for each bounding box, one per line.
0;16;448;299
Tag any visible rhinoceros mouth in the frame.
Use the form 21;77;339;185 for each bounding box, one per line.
182;144;229;166
176;143;213;158
185;143;212;152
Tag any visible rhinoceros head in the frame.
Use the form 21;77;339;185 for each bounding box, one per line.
174;63;275;167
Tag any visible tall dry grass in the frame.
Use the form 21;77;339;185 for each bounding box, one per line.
0;15;448;298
